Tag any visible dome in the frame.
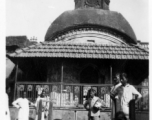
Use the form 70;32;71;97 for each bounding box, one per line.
45;9;137;44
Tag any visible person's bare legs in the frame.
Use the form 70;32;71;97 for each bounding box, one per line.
89;116;100;120
93;116;100;120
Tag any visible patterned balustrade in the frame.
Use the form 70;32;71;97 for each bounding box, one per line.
135;86;149;111
15;82;148;111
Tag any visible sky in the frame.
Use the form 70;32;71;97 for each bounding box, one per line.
6;0;149;42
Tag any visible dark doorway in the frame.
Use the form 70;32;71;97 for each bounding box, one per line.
80;66;99;84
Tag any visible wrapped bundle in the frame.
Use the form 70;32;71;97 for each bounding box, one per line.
94;99;102;108
94;99;106;109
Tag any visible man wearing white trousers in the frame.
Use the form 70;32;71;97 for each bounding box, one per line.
111;73;142;120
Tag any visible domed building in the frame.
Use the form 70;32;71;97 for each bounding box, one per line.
8;0;149;120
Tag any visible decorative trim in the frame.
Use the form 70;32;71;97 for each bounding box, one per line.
66;86;71;93
74;86;80;93
52;85;58;92
44;85;49;92
36;85;41;91
27;85;33;91
17;85;24;91
100;87;106;94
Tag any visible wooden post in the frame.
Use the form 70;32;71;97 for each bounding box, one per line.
110;65;112;84
80;86;83;104
110;65;115;120
38;100;42;120
48;101;53;120
13;63;18;100
60;62;64;106
129;99;136;120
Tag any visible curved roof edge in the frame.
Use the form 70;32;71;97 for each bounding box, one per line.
45;9;137;44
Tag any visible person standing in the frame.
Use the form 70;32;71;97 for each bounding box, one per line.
84;88;105;120
111;73;122;95
5;93;10;120
112;73;142;120
110;73;122;120
12;92;30;120
35;90;49;120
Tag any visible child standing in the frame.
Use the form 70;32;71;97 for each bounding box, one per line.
84;88;105;120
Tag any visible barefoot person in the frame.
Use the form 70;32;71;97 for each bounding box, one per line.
12;92;30;120
111;73;142;120
35;89;49;120
84;88;105;120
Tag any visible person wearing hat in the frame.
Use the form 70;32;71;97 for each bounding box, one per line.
84;88;105;120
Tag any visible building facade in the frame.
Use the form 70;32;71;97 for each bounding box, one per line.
8;0;149;120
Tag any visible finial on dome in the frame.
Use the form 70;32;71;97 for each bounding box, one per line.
74;0;110;10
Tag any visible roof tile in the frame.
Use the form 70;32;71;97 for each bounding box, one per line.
115;55;121;59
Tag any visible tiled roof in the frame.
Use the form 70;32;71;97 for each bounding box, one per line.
138;42;149;51
9;42;149;60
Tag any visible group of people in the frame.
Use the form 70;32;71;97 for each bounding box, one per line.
6;72;142;120
84;73;142;120
5;89;49;120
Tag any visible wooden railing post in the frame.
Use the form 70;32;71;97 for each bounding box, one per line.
37;99;53;120
38;100;42;120
129;99;136;120
14;63;18;100
48;101;53;120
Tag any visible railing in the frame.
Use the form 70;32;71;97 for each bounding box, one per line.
135;86;149;111
15;82;149;111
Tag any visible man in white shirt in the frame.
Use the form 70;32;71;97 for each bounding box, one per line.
12;92;30;120
112;73;142;119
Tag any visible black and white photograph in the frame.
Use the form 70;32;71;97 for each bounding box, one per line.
4;0;150;120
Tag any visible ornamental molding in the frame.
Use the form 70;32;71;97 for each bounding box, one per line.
27;85;33;91
17;85;24;91
74;0;110;10
53;28;127;45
